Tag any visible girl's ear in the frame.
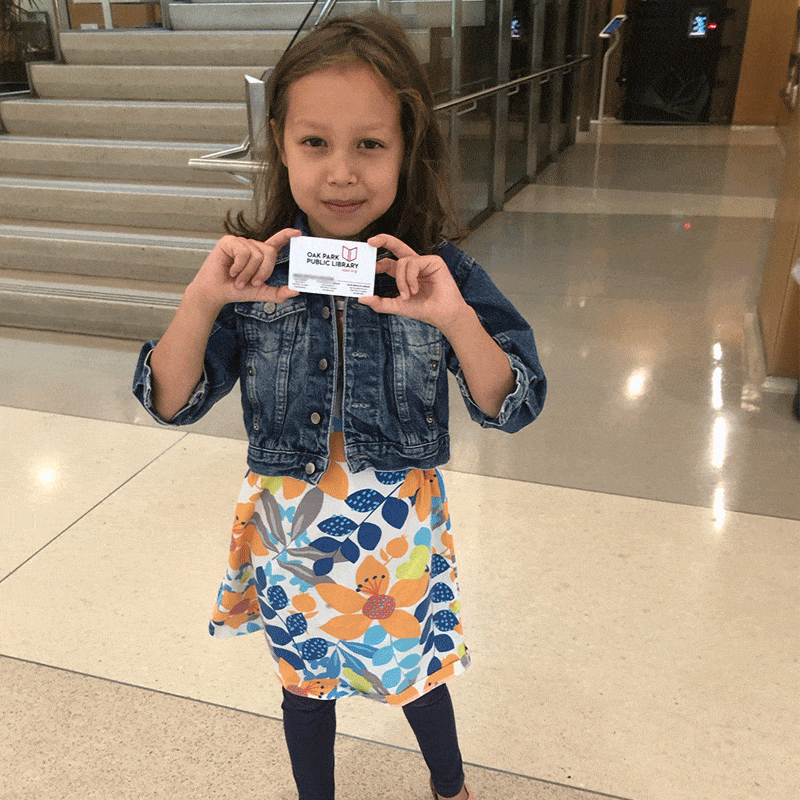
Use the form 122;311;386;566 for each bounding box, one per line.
270;119;287;167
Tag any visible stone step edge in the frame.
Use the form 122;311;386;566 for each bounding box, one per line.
0;175;250;199
0;223;217;249
0;219;219;243
0;277;181;309
3;98;245;109
0;135;240;149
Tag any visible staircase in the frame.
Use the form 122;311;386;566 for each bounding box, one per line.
0;23;434;340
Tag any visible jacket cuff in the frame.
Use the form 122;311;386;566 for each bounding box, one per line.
132;345;209;426
454;347;538;432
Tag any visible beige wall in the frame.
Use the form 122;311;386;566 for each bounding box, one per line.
758;93;800;378
733;0;797;125
66;0;159;30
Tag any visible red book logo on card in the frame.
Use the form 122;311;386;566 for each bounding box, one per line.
342;245;358;262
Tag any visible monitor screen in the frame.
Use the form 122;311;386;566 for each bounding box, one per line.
689;8;709;38
600;15;625;38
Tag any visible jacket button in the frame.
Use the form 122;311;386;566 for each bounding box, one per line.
322;306;331;319
253;421;260;431
310;412;322;425
264;302;276;314
247;366;255;376
425;412;434;424
319;358;329;371
305;462;316;475
430;360;439;371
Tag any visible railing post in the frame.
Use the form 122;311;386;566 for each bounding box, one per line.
526;0;546;180
160;0;172;30
449;0;463;201
489;0;512;211
566;0;589;146
246;72;270;153
50;0;69;51
548;0;569;157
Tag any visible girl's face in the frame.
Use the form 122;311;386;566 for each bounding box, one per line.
276;62;404;240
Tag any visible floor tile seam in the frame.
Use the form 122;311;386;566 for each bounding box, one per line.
0;432;191;584
0;653;637;800
525;180;778;198
506;185;777;211
442;467;800;525
502;202;776;220
501;208;776;222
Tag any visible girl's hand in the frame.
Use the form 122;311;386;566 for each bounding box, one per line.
358;234;471;336
188;229;302;312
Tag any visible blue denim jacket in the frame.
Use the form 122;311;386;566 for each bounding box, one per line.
133;231;546;485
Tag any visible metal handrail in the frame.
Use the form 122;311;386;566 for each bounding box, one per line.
435;54;590;112
189;53;591;177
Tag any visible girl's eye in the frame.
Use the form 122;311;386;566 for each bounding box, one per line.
359;140;383;150
302;137;325;147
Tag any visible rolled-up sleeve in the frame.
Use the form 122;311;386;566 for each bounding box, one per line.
443;246;546;433
132;303;241;426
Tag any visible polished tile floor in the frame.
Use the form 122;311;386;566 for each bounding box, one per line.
2;124;799;800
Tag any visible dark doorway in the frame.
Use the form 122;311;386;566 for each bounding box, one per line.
618;0;749;124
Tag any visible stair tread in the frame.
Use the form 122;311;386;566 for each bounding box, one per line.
0;174;250;198
0;268;184;301
0;135;241;149
31;63;270;71
4;97;245;108
59;29;297;38
0;220;218;247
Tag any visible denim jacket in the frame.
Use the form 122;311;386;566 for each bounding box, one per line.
133;230;546;485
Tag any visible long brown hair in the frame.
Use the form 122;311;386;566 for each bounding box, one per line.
226;13;459;253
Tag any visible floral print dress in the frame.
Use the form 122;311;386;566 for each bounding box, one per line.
210;301;470;706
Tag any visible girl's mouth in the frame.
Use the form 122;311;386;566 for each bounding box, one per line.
323;200;366;214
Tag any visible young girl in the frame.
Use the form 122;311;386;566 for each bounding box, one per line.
133;14;545;800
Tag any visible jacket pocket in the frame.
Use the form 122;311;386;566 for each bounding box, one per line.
235;298;305;432
388;315;443;434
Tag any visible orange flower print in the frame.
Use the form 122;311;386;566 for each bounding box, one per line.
278;658;338;699
423;653;461;692
212;584;260;629
316;555;429;641
318;431;349;500
399;469;441;521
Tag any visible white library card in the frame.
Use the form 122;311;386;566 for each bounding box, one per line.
289;236;377;298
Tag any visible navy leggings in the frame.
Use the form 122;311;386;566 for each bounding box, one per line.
281;684;465;800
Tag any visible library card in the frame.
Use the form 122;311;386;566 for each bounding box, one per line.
289;236;377;298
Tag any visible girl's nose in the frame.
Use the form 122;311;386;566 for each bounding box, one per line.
327;152;356;185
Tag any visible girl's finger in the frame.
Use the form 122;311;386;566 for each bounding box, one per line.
393;258;410;300
264;228;303;253
247;229;302;286
406;260;420;296
250;256;273;287
229;245;253;279
234;247;263;288
375;257;398;275
272;285;301;303
358;295;397;315
367;233;417;261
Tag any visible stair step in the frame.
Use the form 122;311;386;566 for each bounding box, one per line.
0;176;250;232
0;98;247;142
29;64;270;103
0;136;245;185
0;269;180;340
59;29;295;66
0;222;215;284
168;0;481;35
